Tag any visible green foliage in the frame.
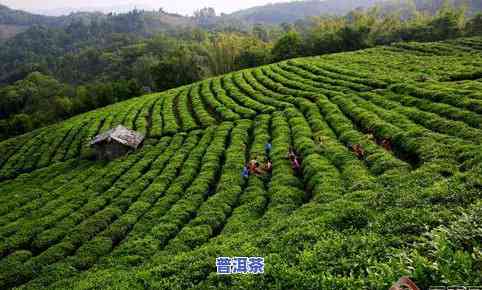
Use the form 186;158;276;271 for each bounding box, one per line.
271;31;303;62
0;36;481;290
466;13;482;35
0;72;143;140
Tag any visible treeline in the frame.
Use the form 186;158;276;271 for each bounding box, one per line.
0;72;143;138
224;0;482;25
0;3;481;140
271;4;482;61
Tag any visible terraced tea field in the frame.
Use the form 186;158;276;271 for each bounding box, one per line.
0;37;481;289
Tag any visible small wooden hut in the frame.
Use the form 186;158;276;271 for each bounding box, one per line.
90;125;144;160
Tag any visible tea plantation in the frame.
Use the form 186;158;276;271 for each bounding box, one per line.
0;37;481;289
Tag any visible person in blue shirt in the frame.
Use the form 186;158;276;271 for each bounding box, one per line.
264;143;272;156
242;164;249;178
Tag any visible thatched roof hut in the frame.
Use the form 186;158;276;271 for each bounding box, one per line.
90;125;144;160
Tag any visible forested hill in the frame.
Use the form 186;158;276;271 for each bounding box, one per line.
227;0;482;25
0;4;58;27
0;4;106;34
3;0;482;34
0;5;193;41
0;37;481;289
227;0;382;24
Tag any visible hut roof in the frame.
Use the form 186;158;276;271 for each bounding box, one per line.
90;125;144;149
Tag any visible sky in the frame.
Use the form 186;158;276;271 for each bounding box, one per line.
1;0;290;16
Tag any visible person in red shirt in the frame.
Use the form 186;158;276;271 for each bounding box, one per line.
292;158;301;171
265;159;273;173
381;138;392;151
351;143;366;160
287;147;296;160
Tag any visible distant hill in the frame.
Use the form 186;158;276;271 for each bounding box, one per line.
0;4;109;27
225;0;482;25
33;3;156;17
0;4;56;27
413;0;482;15
226;0;383;25
0;4;104;40
2;0;482;40
0;4;193;41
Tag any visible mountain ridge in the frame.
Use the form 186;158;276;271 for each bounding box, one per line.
2;0;482;41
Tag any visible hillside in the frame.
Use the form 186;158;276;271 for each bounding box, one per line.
0;4;193;41
0;3;192;29
0;4;107;40
227;0;482;25
0;4;57;26
227;0;382;24
0;37;481;289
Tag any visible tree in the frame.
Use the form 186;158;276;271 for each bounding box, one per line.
253;25;270;42
428;4;465;40
0;87;21;118
203;33;245;75
237;46;271;69
152;44;204;90
466;13;482;35
94;83;115;107
52;96;73;118
306;17;345;55
271;31;302;61
75;85;91;111
9;113;33;136
339;24;371;51
194;7;216;26
132;55;159;89
0;119;8;139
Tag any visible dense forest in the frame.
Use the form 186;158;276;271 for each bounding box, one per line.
0;0;481;140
